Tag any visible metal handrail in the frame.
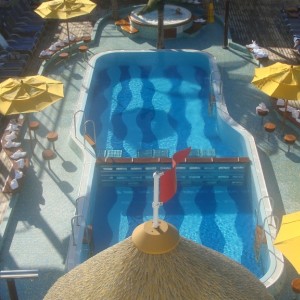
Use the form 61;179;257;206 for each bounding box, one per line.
209;71;223;113
75;196;86;221
258;195;277;239
259;195;274;210
263;214;279;239
73;110;86;140
0;270;38;279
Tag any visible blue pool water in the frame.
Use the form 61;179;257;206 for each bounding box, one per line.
84;51;237;158
90;174;264;278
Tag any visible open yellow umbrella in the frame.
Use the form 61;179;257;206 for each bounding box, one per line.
273;211;300;273
0;75;64;115
34;0;96;50
252;63;300;127
0;75;64;149
251;63;300;100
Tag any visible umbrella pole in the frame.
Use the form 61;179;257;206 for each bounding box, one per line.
66;20;71;53
153;172;163;228
280;99;288;132
26;117;34;154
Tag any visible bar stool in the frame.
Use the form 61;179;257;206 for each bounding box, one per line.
264;122;276;141
291;278;300;300
47;131;58;151
78;45;89;61
42;149;56;169
59;52;69;67
29;121;40;140
284;134;296;153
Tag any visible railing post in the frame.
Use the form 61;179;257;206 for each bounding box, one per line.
71;215;83;246
0;270;39;300
223;0;230;49
7;279;18;300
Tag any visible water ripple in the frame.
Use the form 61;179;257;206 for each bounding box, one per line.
195;186;225;253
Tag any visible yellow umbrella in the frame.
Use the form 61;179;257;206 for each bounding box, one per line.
0;75;64;115
273;211;300;273
35;0;96;50
252;63;300;127
251;62;300;100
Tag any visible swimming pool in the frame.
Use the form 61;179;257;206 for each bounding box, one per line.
88;165;264;278
81;50;237;158
69;50;284;294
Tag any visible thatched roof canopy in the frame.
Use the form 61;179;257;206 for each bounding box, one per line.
45;221;273;300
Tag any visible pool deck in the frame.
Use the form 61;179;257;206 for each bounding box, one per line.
1;2;300;299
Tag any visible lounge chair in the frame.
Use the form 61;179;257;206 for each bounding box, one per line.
0;59;27;70
9;0;45;24
0;15;44;37
0;28;41;44
0;33;36;55
0;49;30;63
0;68;25;81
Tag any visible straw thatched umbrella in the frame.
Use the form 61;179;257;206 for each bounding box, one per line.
45;219;273;300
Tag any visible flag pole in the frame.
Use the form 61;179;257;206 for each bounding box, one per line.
153;171;163;228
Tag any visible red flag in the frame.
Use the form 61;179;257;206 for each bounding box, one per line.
159;147;191;203
172;147;191;167
159;168;176;203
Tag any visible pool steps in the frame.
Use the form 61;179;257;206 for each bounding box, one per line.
96;156;250;164
95;157;250;186
84;134;96;148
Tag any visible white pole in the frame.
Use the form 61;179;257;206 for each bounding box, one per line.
152;171;163;228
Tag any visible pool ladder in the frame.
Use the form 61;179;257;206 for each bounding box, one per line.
73;110;97;154
255;195;279;234
71;196;86;246
254;196;279;261
209;71;223;114
254;195;283;286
